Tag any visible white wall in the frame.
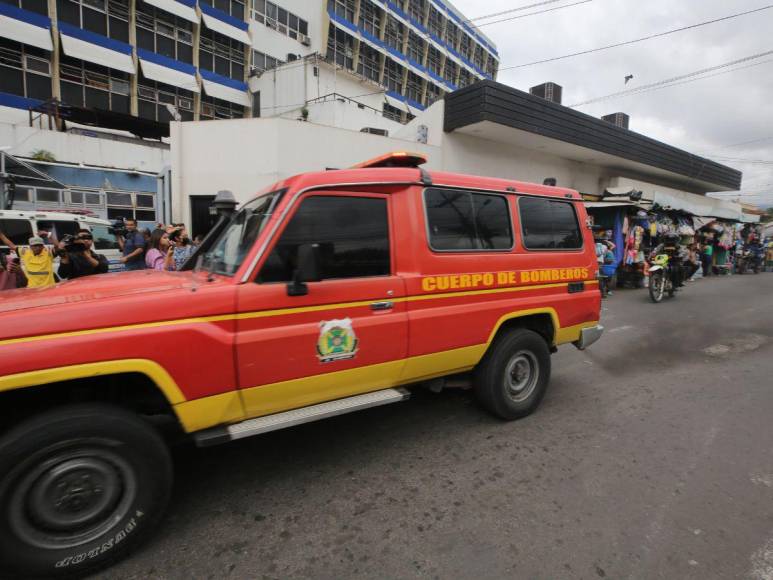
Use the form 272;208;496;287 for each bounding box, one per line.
0;119;170;173
248;0;327;59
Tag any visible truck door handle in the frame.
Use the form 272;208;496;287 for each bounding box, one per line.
370;301;394;311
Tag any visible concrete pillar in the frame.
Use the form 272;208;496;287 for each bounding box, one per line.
129;0;138;116
193;7;201;121
47;0;60;103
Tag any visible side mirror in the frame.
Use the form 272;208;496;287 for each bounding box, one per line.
287;243;322;296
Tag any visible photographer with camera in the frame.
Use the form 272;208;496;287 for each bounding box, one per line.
0;252;27;291
0;230;56;289
114;218;146;270
57;229;109;280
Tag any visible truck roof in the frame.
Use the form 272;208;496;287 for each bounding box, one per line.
276;167;582;201
0;209;111;225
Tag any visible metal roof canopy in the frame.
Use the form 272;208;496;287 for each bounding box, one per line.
1;151;66;188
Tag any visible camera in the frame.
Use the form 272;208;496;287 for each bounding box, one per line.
56;234;86;255
109;217;128;237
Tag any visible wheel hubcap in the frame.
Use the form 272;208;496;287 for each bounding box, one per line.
9;447;137;550
504;351;539;403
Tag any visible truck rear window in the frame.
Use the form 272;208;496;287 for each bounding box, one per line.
519;197;582;250
424;188;513;251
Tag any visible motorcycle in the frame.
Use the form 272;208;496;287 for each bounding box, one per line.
648;253;677;303
736;247;763;274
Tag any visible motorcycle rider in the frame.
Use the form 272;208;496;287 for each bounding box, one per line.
651;233;685;288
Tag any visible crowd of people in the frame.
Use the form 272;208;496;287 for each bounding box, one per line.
0;220;201;292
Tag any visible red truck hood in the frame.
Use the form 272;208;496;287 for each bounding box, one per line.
0;271;198;314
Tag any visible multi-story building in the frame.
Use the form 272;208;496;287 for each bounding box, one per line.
0;0;498;133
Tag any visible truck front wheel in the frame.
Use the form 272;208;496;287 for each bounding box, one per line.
0;403;172;578
474;329;551;420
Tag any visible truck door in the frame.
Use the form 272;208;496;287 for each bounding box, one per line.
234;191;408;419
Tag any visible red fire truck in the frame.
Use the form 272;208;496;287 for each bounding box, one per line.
0;153;602;577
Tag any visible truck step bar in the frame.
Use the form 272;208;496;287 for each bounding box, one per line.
194;388;410;447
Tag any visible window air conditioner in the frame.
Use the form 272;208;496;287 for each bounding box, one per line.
300;35;311;47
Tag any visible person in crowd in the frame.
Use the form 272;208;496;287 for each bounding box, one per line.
685;243;700;281
58;230;109;280
0;230;56;288
115;218;146;270
0;252;27;290
701;238;714;277
766;239;773;272
170;225;194;271
145;229;176;271
193;234;204;247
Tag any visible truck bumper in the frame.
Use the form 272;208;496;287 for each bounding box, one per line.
573;324;604;350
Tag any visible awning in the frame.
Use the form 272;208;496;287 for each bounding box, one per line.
59;23;134;74
200;72;250;107
200;5;250;44
741;213;761;224
142;0;197;22
651;190;744;221
0;3;53;51
139;51;199;93
584;201;639;208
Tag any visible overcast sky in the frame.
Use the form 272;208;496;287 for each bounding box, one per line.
452;0;773;205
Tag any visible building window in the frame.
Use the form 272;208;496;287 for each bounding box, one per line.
69;190;103;206
2;0;48;15
383;58;404;93
384;15;404;52
444;21;459;50
357;43;380;82
60;57;130;113
136;1;193;63
199;28;245;81
443;58;458;86
358;0;381;37
473;44;485;70
259;195;390;283
0;39;52;101
251;50;283;73
425;81;440;107
36;188;61;204
427;45;442;76
407;0;425;25
199;0;244;20
407;30;424;64
405;71;422;103
459;31;471;60
138;77;194;121
382;102;402;123
326;24;354;70
327;0;354;22
486;54;498;78
458;68;472;88
106;191;156;222
519;198;582;250
428;5;444;38
200;94;244;120
56;0;130;42
252;1;308;42
425;189;513;251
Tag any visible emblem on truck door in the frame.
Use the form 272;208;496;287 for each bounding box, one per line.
317;319;359;363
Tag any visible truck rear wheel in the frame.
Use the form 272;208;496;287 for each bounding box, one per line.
474;329;551;420
0;403;172;579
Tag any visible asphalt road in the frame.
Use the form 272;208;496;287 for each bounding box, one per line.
105;273;773;580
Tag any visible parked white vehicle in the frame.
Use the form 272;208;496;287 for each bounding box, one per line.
0;209;125;275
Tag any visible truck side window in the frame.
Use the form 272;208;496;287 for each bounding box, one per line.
259;195;390;283
519;197;582;250
424;188;512;251
0;219;33;246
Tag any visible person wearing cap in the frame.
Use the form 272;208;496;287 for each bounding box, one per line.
0;230;56;289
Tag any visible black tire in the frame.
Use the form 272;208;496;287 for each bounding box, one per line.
649;271;665;303
474;329;551;420
0;403;172;579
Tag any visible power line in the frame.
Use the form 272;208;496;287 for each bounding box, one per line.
475;0;594;29
697;135;773;154
568;50;773;107
499;4;773;70
467;0;571;22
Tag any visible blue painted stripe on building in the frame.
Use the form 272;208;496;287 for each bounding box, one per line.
428;70;445;84
384;44;405;61
360;28;384;47
386;90;406;103
0;2;50;28
327;8;358;33
200;69;247;91
58;22;132;54
407;57;428;73
199;2;248;31
137;49;196;75
176;0;195;6
386;1;408;20
0;91;42;110
406;98;425;111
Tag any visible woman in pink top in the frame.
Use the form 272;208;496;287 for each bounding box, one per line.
145;229;175;271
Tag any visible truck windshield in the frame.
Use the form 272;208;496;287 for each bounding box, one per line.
202;190;284;276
